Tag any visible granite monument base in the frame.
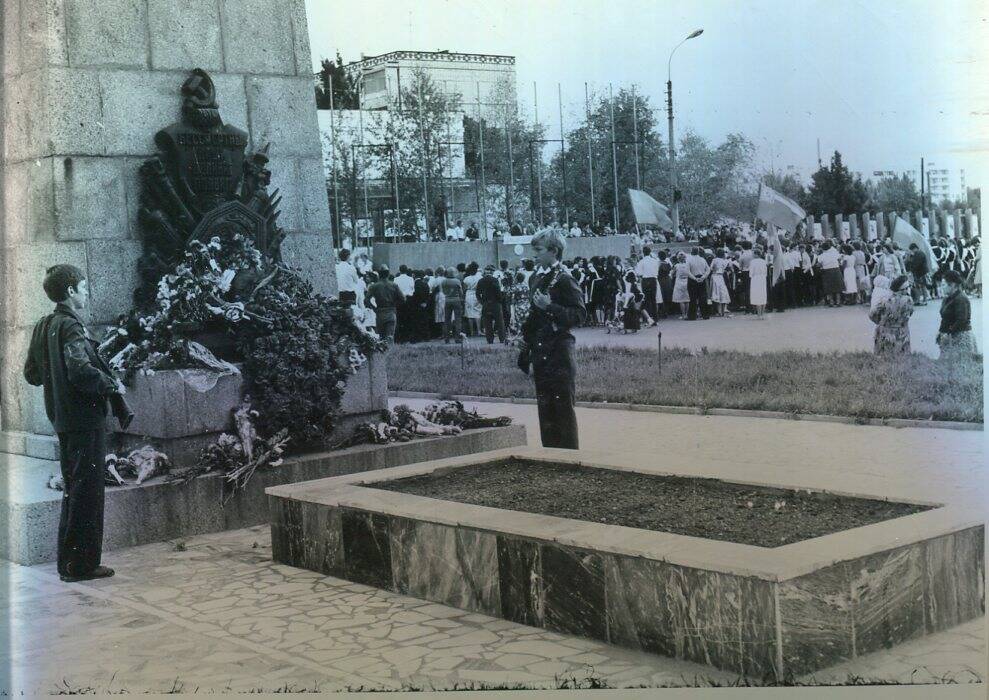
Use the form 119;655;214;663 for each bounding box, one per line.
0;425;526;566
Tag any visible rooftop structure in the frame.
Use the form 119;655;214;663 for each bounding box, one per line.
344;50;517;115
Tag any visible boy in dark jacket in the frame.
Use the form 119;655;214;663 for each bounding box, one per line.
23;265;133;582
518;231;587;448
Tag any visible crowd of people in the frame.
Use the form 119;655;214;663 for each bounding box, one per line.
345;216;707;245
334;228;981;359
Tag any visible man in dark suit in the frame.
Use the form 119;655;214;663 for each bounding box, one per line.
24;265;133;583
476;265;506;344
518;231;586;449
410;270;432;343
498;260;513;331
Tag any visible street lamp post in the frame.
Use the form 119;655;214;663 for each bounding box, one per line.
667;28;703;239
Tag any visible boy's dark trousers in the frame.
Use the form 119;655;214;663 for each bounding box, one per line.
532;341;579;449
56;429;106;578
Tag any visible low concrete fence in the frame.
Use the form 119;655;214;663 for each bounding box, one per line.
372;236;634;271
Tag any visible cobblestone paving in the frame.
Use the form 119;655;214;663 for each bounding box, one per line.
3;403;984;693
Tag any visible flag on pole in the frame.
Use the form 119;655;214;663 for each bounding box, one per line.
768;223;786;286
628;189;674;230
756;184;807;233
891;216;938;273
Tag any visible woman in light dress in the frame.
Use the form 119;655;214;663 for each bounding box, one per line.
354;271;376;333
462;262;482;337
671;252;691;319
748;247;768;319
841;244;859;304
870;275;892;311
709;249;732;317
429;265;446;338
852;241;871;303
869;275;914;354
875;244;904;281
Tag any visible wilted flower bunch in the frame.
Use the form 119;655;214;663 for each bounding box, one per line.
99;228;388;456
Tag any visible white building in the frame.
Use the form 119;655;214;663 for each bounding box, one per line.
869;165;967;203
343;50;517;117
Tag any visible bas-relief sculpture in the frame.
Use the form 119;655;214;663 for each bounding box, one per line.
135;68;286;306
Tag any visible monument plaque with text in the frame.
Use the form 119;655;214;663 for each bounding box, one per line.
135;68;285;306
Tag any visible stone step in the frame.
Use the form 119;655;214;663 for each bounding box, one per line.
0;431;59;461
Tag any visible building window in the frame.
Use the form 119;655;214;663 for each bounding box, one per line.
364;69;387;94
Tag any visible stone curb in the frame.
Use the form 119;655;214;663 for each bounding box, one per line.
389;391;984;432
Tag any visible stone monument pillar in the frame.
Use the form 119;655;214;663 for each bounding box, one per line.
1;0;335;444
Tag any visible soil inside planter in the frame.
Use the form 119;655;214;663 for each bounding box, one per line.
370;459;935;548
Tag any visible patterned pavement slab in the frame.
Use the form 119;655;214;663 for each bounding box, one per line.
2;402;984;693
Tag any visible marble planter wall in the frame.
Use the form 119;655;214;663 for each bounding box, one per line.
267;451;985;681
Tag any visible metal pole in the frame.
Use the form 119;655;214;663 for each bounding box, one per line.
329;73;341;248
921;157;926;216
391;141;400;236
609;83;619;233
447;114;454;233
357;82;370;223
657;330;662;373
528;141;535;226
663;31;702;240
632;84;641;189
534;81;544;227
505;101;514;225
477;82;488;240
416;80;430;239
667;78;679;238
585;82;596;226
558;83;568;228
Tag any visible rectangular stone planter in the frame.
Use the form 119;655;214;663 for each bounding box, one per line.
113;354;388;467
266;447;985;681
0;425;526;566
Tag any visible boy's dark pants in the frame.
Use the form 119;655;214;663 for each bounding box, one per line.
532;339;579;449
56;429;106;578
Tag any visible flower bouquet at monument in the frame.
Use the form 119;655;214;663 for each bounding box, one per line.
101;226;385;451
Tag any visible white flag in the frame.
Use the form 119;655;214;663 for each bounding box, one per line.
892;217;938;273
756;185;807;233
628;189;674;230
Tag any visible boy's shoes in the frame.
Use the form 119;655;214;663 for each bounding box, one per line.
60;565;114;583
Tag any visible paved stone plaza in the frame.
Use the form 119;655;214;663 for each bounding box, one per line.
571;299;984;358
2;399;983;694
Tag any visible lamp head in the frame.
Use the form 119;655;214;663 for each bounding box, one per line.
688;29;704;39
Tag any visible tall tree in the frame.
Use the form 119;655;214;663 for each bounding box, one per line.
866;174;921;213
314;52;359;110
675;131;756;227
360;69;463;236
761;170;808;208
461;76;544;228
545;87;666;229
805;151;869;214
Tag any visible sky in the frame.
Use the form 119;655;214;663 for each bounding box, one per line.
305;0;989;196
